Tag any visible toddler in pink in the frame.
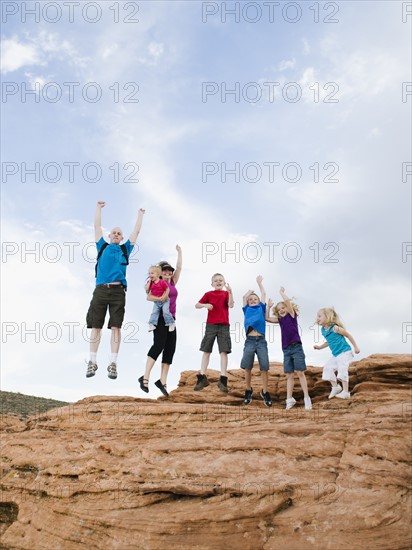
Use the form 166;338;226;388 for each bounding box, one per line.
146;265;175;332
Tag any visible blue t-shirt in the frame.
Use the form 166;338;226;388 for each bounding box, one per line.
321;324;351;356
243;302;266;336
95;237;134;287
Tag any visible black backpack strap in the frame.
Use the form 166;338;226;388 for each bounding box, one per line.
95;242;109;277
120;244;129;266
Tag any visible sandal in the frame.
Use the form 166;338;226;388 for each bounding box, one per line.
138;376;149;393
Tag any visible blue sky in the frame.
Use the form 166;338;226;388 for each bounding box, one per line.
1;1;411;402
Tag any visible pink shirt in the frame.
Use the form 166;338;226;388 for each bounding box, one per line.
149;279;169;298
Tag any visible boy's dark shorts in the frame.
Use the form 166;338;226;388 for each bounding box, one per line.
86;285;126;329
200;324;231;354
283;342;307;373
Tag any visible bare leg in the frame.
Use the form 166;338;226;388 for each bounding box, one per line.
245;369;252;390
286;373;294;399
90;328;101;353
261;371;268;393
341;379;349;392
200;352;211;374
144;356;156;383
160;363;170;385
220;352;228;375
111;328;121;353
297;371;309;398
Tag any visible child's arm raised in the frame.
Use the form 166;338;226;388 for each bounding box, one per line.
243;290;254;307
256;275;266;303
265;299;279;324
333;326;360;354
279;286;295;317
226;283;234;308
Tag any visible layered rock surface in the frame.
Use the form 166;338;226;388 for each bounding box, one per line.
1;354;411;550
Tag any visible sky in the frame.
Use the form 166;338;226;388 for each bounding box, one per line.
1;0;411;402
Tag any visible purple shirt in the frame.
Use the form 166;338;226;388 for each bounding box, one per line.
167;280;178;318
278;313;301;350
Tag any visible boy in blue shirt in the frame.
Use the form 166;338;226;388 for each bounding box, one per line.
240;276;272;407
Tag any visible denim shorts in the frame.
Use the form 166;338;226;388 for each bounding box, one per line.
283;342;306;373
200;324;231;354
240;335;269;371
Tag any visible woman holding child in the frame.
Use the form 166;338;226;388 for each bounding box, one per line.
138;245;182;397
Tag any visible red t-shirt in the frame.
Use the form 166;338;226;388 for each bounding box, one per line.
149;279;169;298
198;290;230;325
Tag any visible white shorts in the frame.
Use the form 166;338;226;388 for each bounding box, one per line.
321;350;353;383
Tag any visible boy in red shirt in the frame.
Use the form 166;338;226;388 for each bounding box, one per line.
194;273;234;392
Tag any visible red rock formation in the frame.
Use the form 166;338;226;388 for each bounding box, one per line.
1;354;411;549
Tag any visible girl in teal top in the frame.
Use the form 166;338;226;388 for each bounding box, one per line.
314;307;360;400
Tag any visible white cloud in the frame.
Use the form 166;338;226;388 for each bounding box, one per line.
301;37;310;55
1;38;40;73
368;127;382;138
278;58;296;71
148;41;164;58
0;32;88;75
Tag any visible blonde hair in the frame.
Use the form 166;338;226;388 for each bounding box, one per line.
148;265;162;276
318;307;345;328
272;300;300;318
211;273;225;283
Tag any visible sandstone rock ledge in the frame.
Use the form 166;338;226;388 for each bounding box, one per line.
1;354;411;550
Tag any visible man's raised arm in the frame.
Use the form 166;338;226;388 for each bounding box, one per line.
94;201;105;242
129;208;145;244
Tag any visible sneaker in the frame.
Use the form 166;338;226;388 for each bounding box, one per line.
138;376;149;393
86;361;98;378
260;390;272;407
107;362;117;379
304;396;312;410
243;388;253;405
328;385;342;399
285;397;296;410
148;324;156;332
154;379;169;397
217;375;229;393
336;391;351;399
168;323;176;332
194;374;209;391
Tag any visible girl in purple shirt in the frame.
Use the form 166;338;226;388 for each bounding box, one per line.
266;287;312;410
